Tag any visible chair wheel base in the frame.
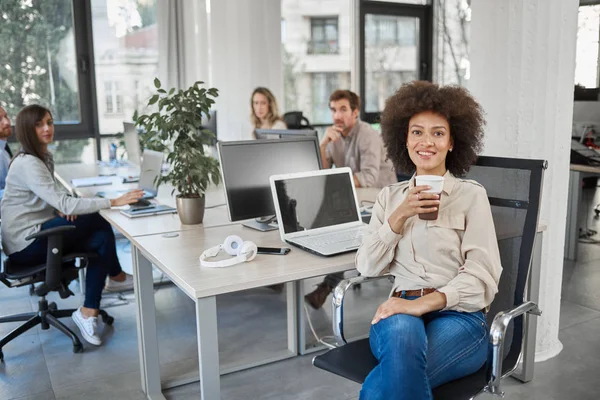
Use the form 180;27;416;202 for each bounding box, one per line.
73;343;83;353
0;350;3;361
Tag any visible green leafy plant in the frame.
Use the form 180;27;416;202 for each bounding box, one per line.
133;78;220;198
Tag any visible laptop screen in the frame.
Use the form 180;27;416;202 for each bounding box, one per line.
273;171;360;234
139;149;163;194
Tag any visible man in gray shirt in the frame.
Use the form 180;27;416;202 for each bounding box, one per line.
319;90;397;188
306;90;397;310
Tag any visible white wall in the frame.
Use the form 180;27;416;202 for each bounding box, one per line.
210;0;283;141
470;0;579;361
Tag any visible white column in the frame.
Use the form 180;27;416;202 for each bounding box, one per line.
469;0;579;361
209;0;283;141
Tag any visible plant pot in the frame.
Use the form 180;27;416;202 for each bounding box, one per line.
176;195;205;225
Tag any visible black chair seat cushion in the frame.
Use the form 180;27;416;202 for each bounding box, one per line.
314;338;515;399
2;252;96;280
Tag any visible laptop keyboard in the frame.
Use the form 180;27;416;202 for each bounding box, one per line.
295;227;365;250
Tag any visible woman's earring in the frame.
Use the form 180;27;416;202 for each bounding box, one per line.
449;148;453;152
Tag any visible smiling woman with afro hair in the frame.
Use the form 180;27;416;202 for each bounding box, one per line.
355;81;502;400
380;80;485;176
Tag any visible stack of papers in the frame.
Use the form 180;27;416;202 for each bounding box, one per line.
71;176;114;188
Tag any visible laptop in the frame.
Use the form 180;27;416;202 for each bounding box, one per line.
269;167;366;257
97;149;163;200
123;122;142;167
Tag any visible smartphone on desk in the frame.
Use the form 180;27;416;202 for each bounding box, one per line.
257;247;291;255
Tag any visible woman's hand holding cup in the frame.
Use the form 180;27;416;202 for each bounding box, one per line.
388;184;441;233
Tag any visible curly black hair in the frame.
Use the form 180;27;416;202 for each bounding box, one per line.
380;81;485;176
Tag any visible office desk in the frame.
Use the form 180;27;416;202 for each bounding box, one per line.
54;164;233;234
565;164;600;260
130;225;357;400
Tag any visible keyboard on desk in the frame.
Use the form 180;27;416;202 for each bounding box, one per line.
290;226;365;256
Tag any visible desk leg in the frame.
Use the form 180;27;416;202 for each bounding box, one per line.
132;247;164;400
196;296;221;400
296;280;308;355
565;170;581;261
286;282;298;355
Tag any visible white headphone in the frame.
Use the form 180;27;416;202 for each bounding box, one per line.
199;235;258;268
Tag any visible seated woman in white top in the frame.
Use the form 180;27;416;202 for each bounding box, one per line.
1;104;144;346
250;87;287;138
357;81;502;400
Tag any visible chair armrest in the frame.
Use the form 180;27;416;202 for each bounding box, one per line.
485;301;542;396
25;225;76;241
332;274;393;346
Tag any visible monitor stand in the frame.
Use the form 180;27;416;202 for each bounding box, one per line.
242;216;278;232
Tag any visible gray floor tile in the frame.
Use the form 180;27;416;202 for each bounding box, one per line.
41;323;140;389
0;334;53;400
0;297;36;338
559;299;600;330
53;369;145;400
11;391;56;400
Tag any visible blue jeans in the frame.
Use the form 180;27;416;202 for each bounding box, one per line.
9;213;123;310
360;297;488;400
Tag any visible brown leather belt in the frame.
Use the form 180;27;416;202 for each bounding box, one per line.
392;289;487;314
392;288;437;298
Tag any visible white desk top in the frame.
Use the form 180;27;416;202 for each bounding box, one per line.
130;224;356;299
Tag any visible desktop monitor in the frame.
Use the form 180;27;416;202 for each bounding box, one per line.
123;122;142;166
217;137;322;231
254;128;318;140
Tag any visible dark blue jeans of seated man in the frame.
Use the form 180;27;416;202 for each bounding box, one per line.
359;296;488;400
9;213;123;310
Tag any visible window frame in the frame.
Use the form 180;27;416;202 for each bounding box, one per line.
308;17;340;55
52;0;99;142
359;1;433;123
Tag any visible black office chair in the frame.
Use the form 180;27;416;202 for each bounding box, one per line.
313;156;547;398
283;111;313;130
0;226;114;361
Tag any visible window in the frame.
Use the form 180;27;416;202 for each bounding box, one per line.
104;81;123;114
282;1;353;125
575;5;600;89
312;73;341;124
366;15;417;47
92;0;159;135
0;0;95;139
433;0;471;86
309;18;339;54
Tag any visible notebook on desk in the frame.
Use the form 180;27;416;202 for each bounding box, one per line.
120;204;177;218
269;167;366;257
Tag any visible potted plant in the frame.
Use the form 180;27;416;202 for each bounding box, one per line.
134;78;221;224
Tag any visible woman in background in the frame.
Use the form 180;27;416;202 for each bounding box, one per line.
1;104;143;346
250;87;287;138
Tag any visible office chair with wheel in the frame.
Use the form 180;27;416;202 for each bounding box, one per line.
313;156;547;399
0;225;114;361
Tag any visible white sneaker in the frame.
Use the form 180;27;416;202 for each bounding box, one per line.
72;307;102;346
104;273;134;292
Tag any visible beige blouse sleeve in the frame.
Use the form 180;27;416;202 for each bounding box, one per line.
437;186;503;312
355;186;403;277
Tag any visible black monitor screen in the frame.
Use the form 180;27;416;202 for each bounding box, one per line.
218;137;321;221
273;172;359;234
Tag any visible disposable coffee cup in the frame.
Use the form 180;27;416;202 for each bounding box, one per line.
414;175;444;221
